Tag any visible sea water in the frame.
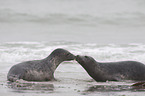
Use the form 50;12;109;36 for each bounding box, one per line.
0;0;145;43
0;0;145;96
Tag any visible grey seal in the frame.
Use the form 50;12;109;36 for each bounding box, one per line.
76;55;145;82
7;48;75;82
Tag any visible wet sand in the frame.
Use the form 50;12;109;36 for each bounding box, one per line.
1;62;145;96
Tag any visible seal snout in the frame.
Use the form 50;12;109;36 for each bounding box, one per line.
67;53;75;60
75;55;80;61
75;55;85;63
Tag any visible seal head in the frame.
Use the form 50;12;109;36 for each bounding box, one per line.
47;48;75;62
76;55;108;81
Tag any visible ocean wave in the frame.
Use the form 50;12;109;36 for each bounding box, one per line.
0;41;145;63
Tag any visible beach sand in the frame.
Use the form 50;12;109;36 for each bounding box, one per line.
1;62;145;96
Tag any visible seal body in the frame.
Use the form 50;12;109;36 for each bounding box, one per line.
7;48;75;82
76;55;145;82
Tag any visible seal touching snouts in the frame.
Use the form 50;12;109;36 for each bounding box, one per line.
76;55;145;82
7;48;75;82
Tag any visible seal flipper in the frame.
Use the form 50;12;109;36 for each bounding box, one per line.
132;81;145;86
7;75;20;82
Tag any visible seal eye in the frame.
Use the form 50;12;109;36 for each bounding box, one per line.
85;56;88;58
66;53;70;57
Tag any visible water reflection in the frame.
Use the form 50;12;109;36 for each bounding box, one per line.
7;80;54;93
132;81;145;91
85;84;145;92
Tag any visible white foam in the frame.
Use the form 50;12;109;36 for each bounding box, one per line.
0;42;145;64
